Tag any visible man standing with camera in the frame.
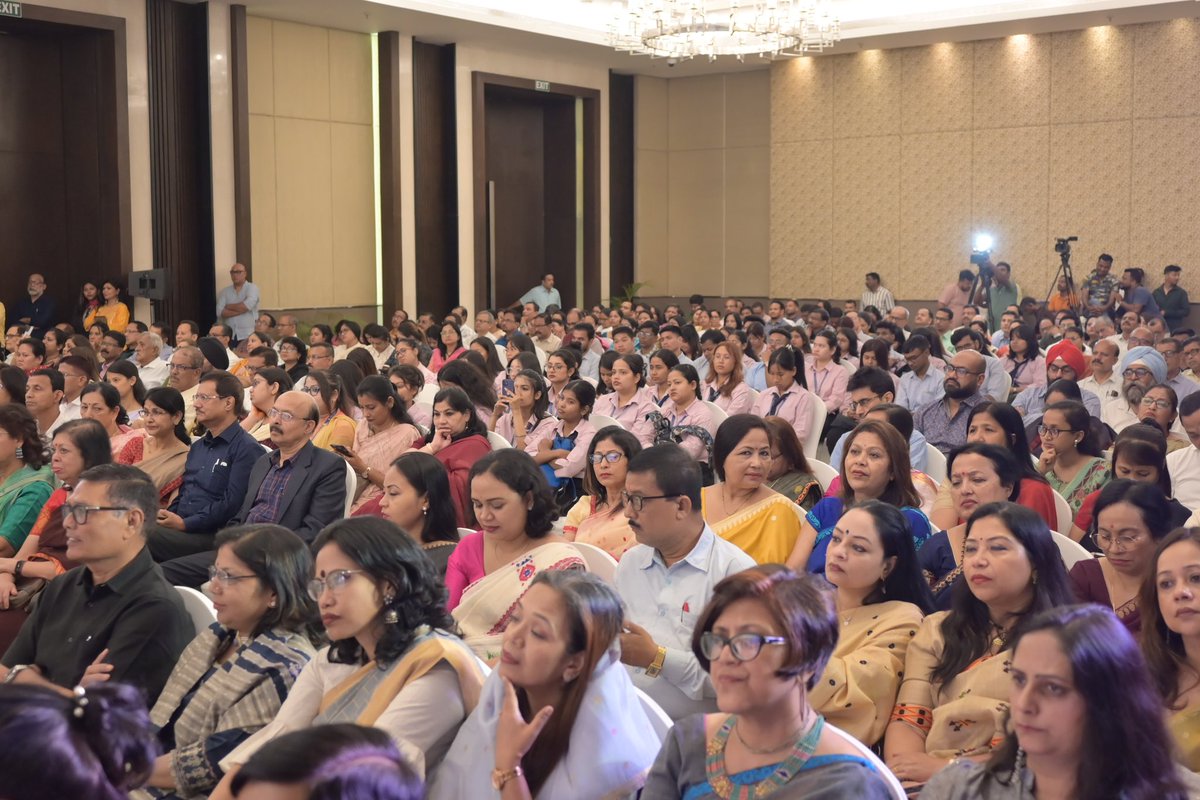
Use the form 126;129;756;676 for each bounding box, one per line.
975;261;1021;333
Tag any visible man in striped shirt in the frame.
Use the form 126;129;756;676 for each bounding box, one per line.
861;271;895;313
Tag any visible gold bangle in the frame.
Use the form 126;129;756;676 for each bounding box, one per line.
491;765;524;790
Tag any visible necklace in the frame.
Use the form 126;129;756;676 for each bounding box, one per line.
733;716;809;755
722;485;757;518
990;621;1011;652
706;713;825;799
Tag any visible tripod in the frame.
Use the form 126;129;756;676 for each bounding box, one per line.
1045;246;1080;315
968;264;994;330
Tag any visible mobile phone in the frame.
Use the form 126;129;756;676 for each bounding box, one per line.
331;444;351;455
502;378;515;396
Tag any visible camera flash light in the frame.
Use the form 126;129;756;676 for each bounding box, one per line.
973;233;994;251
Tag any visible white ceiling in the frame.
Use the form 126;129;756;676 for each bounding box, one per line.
242;0;1200;76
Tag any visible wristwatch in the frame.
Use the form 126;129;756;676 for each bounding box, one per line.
3;664;31;684
491;765;524;790
644;645;668;678
13;560;25;579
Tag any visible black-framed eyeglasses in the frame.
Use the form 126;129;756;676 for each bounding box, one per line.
307;569;367;601
699;631;788;662
589;452;625;464
1123;367;1153;380
61;503;131;525
620;491;681;512
1037;425;1076;438
208;566;257;586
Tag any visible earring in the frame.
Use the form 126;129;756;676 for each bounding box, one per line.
422;506;428;516
13;446;22;460
268;600;276;608
1031;570;1038;585
1014;746;1027;775
383;593;399;624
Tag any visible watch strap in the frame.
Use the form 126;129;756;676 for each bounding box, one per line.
491;764;524;790
644;645;668;678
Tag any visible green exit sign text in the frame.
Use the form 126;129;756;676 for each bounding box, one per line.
0;1;22;17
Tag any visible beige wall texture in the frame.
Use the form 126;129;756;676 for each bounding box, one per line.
771;18;1200;304
247;17;377;312
635;71;771;299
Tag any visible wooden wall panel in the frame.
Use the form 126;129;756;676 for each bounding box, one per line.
412;41;458;315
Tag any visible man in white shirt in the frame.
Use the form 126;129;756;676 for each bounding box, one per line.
529;313;562;354
56;356;90;421
896;334;945;412
861;271;895;313
1078;339;1122;420
1104;346;1167;433
26;369;71;437
569;323;602;380
1169;393;1200;513
475;310;499;342
215;263;260;343
615;444;755;720
134;332;170;389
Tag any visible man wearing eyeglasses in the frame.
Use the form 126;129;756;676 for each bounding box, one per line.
613;444;754;721
1011;340;1102;420
830;368;929;473
167;346;204;434
1104;346;1168;434
914;350;990;456
1156;339;1199;403
0;465;192;704
159;391;346;588
148;371;260;566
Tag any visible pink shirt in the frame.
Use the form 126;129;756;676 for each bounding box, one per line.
444;532;485;610
805;361;848;413
429;346;465;373
661;397;716;462
525;418;598;479
752;385;815;442
705;380;754;416
494;411;557;447
593;386;658;446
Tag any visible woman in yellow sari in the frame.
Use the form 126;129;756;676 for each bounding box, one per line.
210;518;485;796
301;369;357;453
883;501;1073;793
447;450;585;662
701;414;805;564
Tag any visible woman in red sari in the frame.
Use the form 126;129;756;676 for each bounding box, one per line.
416;387;491;527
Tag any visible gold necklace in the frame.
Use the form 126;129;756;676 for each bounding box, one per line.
732;713;811;755
722;485;757;518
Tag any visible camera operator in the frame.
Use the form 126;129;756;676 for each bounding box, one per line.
1080;254;1119;318
973;260;1022;333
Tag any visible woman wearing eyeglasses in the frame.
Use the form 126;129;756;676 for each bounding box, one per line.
1067;480;1170;635
1036;400;1109;515
116;387;191;506
1136;383;1190;453
563;427;643;560
0;418;109;653
300;370;358;453
641;565;894;799
210;518;485;799
127;525;320;800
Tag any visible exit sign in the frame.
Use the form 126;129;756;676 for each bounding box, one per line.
534;80;550;92
0;1;22;17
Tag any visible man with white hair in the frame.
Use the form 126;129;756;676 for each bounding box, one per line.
1169;393;1200;512
1104;346;1168;433
889;306;911;331
135;332;170;389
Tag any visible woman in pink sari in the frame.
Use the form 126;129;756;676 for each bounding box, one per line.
339;376;422;516
79;381;140;457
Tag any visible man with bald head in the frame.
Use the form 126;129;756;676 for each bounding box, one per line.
914;349;989;455
160;390;347;587
12;273;56;337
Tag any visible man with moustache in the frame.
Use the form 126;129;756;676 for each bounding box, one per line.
1011;340;1102;419
158;390;347;587
1103;346;1168;433
914;350;989;455
1079;339;1123;419
613;443;754;721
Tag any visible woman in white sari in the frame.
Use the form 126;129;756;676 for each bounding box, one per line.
446;449;585;661
431;571;660;799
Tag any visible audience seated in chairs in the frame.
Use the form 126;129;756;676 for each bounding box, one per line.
415;387;491;527
0;464;193;704
340;376;422;516
377;452;461;577
0;404;54;559
563;425;643;560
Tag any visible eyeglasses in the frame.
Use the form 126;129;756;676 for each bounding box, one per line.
169;363;198;371
1089;531;1145;552
307;569;367;601
144;407;171;418
194;393;221;403
267;407;305;423
620;491;681;512
300;385;322;396
846;395;882;411
589;452;625;464
1037;425;1076;438
208;566;257;586
60;503;131;524
1123;368;1153;380
699;631;788;662
1046;364;1077;377
1139;397;1173;411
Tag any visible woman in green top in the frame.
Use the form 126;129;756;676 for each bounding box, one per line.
1036;400;1109;515
0;405;54;557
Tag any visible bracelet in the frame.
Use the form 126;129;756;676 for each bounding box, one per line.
4;664;31;684
644;645;668;678
491;764;524;790
13;560;25;579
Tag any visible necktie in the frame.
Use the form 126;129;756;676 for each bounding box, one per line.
768;391;787;417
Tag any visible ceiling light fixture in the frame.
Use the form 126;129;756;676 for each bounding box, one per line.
608;0;841;61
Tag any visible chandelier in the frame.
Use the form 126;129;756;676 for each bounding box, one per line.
608;0;841;61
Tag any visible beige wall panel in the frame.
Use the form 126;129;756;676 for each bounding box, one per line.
330;123;377;307
770;140;832;298
724;147;770;295
900;131;973;291
668;75;727;151
328;30;373;126
725;71;770;149
1050;27;1132;124
833;50;902;139
832;135;900;300
272;21;330;121
246;16;274;116
1130;117;1200;284
248;115;279;307
1048;121;1130;265
1132;19;1200;120
973;34;1050;129
634;149;670;295
973;126;1050;293
770;58;833;144
901;42;974;134
635;76;669;151
667;149;726;295
274;118;333;309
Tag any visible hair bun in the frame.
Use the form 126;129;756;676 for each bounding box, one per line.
70;684;157;791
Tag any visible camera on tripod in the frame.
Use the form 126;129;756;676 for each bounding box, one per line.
1054;236;1078;256
970;233;994;271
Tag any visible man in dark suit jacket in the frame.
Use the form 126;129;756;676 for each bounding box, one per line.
161;390;347;586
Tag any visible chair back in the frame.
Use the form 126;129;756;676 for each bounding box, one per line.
175;586;217;637
636;688;674;743
924;444;947;485
823;723;906;800
589;414;623;431
1051;530;1093;571
1050;488;1073;533
487;430;513;450
809;459;839;493
342;459;357;516
802;389;827;460
570;541;618;581
703;400;729;425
